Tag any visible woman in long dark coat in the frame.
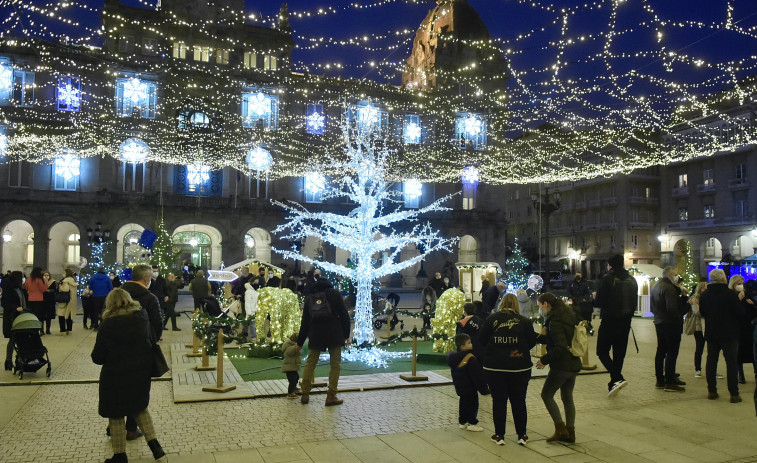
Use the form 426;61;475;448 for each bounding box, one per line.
91;288;165;463
2;271;26;370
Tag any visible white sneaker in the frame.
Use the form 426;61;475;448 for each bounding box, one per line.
716;374;724;379
694;371;702;378
607;379;628;398
459;423;467;429
466;424;484;432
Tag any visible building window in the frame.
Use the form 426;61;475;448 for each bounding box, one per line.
115;77;157;119
704;205;715;219
215;48;230;65
53;153;80;191
0;58;12;104
25;233;34;264
645;187;652;198
306;103;325;135
141;38;159;56
610;235;616;248
243;51;257;69
8;161;32;188
263;55;277;70
304;172;326;203
118;36;136;53
193;46;212;62
119;138;148;192
242;91;279;130
174;164;222;197
66;233;80;265
403;179;422;209
677;173;688;188
736;163;746;180
678;207;688;221
347;102;388;135
631;234;638;250
56;76;81;112
703;169;713;185
631;209;639;222
455;113;487;150
172;42;187;59
403;114;421;144
735;199;747;217
462;183;477;210
178;110;212;130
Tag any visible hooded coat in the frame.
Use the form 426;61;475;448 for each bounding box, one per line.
297;278;350;351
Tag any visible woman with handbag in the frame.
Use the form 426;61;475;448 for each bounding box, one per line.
687;282;707;377
92;288;166;463
56;268;78;335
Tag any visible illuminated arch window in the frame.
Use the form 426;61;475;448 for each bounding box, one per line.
178;109;214;130
54;152;80;191
172;231;212;268
244;234;256;259
241;90;279;130
455;113;487;150
403;115;422;144
123;230;143;265
57;76;81;112
115;76;157;119
66;233;80;265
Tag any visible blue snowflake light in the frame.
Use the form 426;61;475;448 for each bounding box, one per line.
123;77;148;105
246;146;272;171
187;163;211;186
119;138;150;163
0;61;12;95
54;152;81;181
404;121;422;144
463;115;483;136
56;77;81;112
461;166;480;185
306;111;325;134
404;179;422;199
247;92;270;117
304;171;326;194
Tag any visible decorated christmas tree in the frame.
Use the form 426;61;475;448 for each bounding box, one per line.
273;119;457;362
505;238;530;290
678;240;698;290
150;218;176;274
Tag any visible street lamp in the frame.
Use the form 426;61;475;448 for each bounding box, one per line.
531;187;561;286
86;222;111;243
2;228;11;242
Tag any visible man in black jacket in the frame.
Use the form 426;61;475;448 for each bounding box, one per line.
296;278;351;406
149;265;168;328
699;268;743;402
594;254;637;397
481;281;506;316
650;266;689;392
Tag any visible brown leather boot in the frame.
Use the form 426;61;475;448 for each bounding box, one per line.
564;425;576;443
546;422;569;442
325;393;344;406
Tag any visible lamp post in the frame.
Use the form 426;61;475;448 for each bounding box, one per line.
86;222;110;244
531;187;561;286
86;222;111;272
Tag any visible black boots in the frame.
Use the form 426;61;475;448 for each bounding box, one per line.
104;453;127;463
148;439;165;460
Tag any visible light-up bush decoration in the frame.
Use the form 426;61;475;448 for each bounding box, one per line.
431;288;466;353
255;287;301;345
119;138;150;163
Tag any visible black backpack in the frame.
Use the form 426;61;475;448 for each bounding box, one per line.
611;274;638;317
308;291;335;322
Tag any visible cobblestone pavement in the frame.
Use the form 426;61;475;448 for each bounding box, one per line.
1;300;756;462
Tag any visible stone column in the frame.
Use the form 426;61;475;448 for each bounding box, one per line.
34;233;50;272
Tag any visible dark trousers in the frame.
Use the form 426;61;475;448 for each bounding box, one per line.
57;316;73;333
541;369;577;427
91;297;106;328
694;331;705;371
163;301;177;329
654;323;681;384
706;338;739;396
485;369;531;437
596;316;631;387
458;393;479;426
285;371;300;394
28;301;45;328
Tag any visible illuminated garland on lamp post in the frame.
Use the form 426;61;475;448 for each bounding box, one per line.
272;121;458;366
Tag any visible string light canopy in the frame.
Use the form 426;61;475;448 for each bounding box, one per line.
0;1;754;185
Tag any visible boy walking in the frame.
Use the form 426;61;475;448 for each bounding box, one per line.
447;333;490;431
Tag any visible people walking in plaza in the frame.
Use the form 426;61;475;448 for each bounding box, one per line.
149;265;168;326
3;271;26;370
89;267;114;330
108;271;122;288
24;267;48;334
699;269;742;402
568;271;594;334
687;282;707;377
729;275;756;384
188;269;211;311
448;333;489;433
56;268;78;335
481;280;506;317
420;286;437;330
231;266;252;312
593;254;637;397
163;273;183;331
479;275;490;297
456;302;484;359
282;333;302;399
479;293;537;446
428;272;445;298
121;264;163;342
650;266;689;392
535;292;582;444
296;277;351;406
91;288;165;463
42;270;57;335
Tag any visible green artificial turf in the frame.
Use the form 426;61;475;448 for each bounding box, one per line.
228;340;449;382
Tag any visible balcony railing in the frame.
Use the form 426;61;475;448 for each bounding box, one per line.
728;177;749;189
574;201;587;210
602;197;618;206
696;183;716;193
588;199;601;208
628;222;655;229
671;186;689;197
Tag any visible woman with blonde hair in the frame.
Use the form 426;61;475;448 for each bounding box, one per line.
92;288;165;462
688;282;707;377
478;292;537;446
56;268;78;335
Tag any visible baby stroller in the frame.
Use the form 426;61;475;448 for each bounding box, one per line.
11;312;51;380
372;293;403;331
200;297;237;337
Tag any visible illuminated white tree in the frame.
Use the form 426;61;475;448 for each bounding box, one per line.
273;123;457;348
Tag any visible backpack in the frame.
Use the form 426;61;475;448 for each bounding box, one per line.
609;274;638;317
308;291;334;322
568;321;589;358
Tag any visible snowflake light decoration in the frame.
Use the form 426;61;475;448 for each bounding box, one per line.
304;171;326;193
404;179;422;199
0;62;12;94
463;115;483;137
404;122;421;144
119;138;150;163
246;146;273;171
247;92;271;117
57;81;80;111
0;133;8;156
54;152;81;181
461;166;480;185
357;104;379;129
123;77;148;105
306;111;325;133
187;163;211;186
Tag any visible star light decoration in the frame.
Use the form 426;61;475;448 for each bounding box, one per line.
187;163;211;187
54;152;80;181
273;121;458;366
119;138;150;163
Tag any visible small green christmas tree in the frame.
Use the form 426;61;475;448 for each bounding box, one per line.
679;240;698;290
505;238;530;290
150;218;176;274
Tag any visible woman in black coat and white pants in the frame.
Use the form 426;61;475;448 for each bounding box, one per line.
91;288;166;462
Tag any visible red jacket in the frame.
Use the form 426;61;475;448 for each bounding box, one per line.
24;277;48;302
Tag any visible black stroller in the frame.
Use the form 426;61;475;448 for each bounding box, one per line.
372;293;403;330
11;312;51;379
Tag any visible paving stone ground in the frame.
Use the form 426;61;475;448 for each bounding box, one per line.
1;295;756;462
